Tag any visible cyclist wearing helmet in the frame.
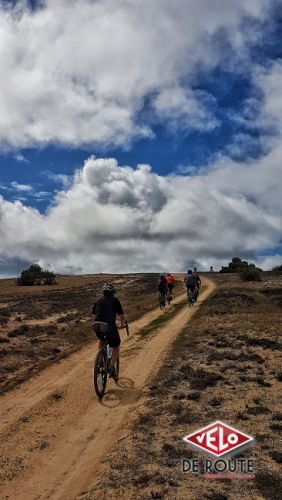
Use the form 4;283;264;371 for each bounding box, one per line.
166;273;174;299
157;273;168;294
192;267;201;302
184;269;196;302
92;283;125;379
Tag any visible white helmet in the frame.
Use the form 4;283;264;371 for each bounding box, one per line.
102;282;116;293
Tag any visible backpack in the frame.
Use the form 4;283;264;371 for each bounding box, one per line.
185;274;195;286
158;277;166;291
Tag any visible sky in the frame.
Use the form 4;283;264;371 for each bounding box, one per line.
0;0;281;276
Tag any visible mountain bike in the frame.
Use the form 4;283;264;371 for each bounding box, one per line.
166;287;173;305
187;287;195;307
158;290;166;309
93;322;129;399
167;285;173;305
193;287;199;303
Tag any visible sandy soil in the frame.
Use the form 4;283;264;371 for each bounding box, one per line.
0;278;215;500
88;273;281;500
0;273;185;395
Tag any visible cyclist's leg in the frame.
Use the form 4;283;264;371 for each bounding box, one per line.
98;339;105;350
111;346;119;366
108;328;121;370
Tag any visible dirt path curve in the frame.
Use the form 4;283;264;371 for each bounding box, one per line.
0;278;215;500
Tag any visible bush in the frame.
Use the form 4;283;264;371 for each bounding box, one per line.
272;265;282;272
241;267;262;282
220;257;262;275
17;264;56;286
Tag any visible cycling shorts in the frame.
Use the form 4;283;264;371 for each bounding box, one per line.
95;325;121;348
186;284;195;291
106;328;121;348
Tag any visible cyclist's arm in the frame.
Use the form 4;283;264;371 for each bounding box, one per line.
118;313;125;328
115;298;125;328
92;303;97;322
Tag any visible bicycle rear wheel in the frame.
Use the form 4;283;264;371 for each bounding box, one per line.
93;349;107;399
187;288;193;307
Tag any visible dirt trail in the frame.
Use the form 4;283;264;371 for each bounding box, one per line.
0;278;215;500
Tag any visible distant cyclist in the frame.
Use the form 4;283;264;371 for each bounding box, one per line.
184;269;196;304
166;273;174;300
157;273;168;306
192;267;201;302
92;283;125;379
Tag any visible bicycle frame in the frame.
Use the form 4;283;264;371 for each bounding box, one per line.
187;287;195;307
158;290;166;309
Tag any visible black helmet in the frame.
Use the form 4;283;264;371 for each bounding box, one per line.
102;282;116;294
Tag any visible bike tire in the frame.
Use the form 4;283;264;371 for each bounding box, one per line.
187;289;193;307
93;349;107;399
159;292;165;310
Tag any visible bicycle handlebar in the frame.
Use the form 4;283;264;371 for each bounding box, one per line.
125;321;130;336
119;321;130;337
119;320;130;336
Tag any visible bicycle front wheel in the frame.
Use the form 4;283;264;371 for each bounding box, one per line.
93;349;107;399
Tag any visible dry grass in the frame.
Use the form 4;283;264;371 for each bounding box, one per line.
0;274;183;394
88;273;282;500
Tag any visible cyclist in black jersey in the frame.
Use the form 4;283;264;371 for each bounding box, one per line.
92;283;125;379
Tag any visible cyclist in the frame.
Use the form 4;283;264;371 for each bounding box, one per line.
192;267;201;302
184;269;196;304
166;273;174;300
92;283;125;379
157;273;168;306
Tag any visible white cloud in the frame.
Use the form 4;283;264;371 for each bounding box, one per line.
256;61;282;138
0;0;269;148
0;0;281;275
10;181;33;192
13;152;29;163
0;150;281;275
45;171;73;190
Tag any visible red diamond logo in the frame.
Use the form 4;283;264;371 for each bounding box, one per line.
183;421;254;457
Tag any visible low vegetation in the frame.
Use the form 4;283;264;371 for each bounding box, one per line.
88;272;282;500
0;273;183;394
17;264;56;286
220;256;262;274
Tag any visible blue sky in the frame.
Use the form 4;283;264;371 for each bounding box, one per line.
0;65;267;209
0;0;281;275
